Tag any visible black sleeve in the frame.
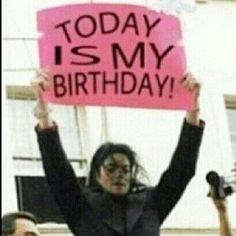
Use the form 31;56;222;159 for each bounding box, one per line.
150;119;205;224
35;124;86;232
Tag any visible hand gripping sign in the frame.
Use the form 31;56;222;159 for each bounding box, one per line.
37;3;193;109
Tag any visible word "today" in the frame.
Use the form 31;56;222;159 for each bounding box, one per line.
55;12;162;42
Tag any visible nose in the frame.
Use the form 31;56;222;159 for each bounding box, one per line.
112;167;126;179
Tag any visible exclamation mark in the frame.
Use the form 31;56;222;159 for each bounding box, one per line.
169;77;174;99
55;46;62;65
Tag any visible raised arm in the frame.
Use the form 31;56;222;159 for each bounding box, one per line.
184;73;201;127
32;69;86;232
31;69;54;129
151;73;205;224
210;164;236;236
212;198;235;236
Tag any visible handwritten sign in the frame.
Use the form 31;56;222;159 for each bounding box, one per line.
37;4;193;109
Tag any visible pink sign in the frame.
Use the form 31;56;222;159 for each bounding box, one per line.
37;4;193;109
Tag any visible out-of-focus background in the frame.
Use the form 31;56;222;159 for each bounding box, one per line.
2;0;236;235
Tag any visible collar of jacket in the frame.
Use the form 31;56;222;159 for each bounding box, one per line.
84;189;147;235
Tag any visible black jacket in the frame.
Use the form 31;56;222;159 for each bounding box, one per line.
36;119;204;236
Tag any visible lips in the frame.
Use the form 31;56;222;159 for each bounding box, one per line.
113;182;126;186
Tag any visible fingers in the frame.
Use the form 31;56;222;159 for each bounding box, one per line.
31;77;51;92
209;186;217;198
212;198;227;212
32;68;51;89
209;186;227;211
36;67;51;80
181;73;201;93
31;68;52;101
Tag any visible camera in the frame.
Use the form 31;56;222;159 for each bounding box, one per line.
206;171;236;199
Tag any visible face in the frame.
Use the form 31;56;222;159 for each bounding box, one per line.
97;153;131;195
11;218;40;236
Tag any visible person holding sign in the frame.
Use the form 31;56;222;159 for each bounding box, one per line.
32;70;204;236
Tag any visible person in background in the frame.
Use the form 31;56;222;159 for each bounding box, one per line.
2;211;40;236
211;198;235;236
210;163;236;236
32;70;205;236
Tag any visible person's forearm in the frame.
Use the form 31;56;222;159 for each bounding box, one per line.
185;81;201;127
218;211;235;236
39;114;54;129
34;100;54;129
186;110;200;126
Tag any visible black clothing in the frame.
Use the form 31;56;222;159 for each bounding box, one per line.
36;119;204;236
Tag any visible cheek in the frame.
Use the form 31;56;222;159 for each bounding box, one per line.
98;169;112;186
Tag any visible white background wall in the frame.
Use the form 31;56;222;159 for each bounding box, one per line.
2;0;236;230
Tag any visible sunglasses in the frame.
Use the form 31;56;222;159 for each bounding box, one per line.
102;164;131;175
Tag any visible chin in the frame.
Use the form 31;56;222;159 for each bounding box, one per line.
111;187;128;195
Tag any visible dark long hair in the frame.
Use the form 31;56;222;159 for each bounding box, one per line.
88;142;147;193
